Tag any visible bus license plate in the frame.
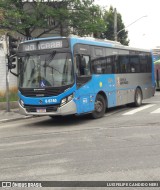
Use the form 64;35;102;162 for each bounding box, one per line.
36;108;46;113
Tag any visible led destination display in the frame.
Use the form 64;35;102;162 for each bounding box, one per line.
19;39;68;52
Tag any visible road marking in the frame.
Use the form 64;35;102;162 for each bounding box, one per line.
123;104;155;115
145;101;160;103
151;108;160;114
0;119;8;122
104;107;128;117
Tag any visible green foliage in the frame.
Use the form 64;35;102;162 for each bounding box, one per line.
69;3;106;37
0;91;18;102
0;0;106;38
101;6;129;45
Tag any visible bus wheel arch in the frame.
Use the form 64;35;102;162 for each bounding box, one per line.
134;87;143;107
91;91;107;119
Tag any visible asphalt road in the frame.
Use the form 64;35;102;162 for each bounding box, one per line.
0;92;160;189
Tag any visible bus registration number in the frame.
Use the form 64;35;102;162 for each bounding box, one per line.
45;99;57;103
36;108;46;113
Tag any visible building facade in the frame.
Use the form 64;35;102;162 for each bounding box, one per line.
0;36;18;103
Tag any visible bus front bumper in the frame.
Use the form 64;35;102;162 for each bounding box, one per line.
18;100;77;116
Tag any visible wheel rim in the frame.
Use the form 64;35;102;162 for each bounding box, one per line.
136;90;141;104
95;100;103;113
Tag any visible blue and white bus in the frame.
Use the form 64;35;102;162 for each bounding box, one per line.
11;36;155;119
152;47;160;90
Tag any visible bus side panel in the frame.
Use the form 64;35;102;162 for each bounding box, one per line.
115;73;153;106
155;64;160;89
75;74;116;115
75;80;95;114
92;75;116;108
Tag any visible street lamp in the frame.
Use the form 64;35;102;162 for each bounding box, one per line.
115;15;147;41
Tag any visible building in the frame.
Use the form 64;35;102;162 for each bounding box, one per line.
0;36;18;104
152;47;160;62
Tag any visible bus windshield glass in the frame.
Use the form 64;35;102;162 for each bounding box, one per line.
19;52;74;88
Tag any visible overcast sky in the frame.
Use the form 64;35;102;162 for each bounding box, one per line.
94;0;160;49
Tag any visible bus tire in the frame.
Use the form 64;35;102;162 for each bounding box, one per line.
91;94;106;119
134;88;142;107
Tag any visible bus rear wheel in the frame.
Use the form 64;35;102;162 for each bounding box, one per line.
134;88;142;107
91;94;106;119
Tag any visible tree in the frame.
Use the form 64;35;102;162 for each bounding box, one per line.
0;0;106;38
70;3;106;37
101;6;129;45
0;8;7;35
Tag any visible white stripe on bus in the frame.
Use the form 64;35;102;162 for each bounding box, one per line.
123;104;155;115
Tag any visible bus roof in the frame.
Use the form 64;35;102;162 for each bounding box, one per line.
68;35;151;53
20;35;151;53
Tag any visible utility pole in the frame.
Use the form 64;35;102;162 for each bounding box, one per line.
114;8;117;41
5;33;10;112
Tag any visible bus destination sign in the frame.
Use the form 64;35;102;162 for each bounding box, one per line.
21;40;68;52
39;41;62;50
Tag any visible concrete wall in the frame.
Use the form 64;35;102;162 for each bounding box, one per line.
0;45;6;97
0;38;18;101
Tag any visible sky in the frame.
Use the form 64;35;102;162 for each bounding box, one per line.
94;0;160;49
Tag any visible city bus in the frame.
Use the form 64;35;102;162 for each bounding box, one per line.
152;47;160;90
9;36;155;119
154;59;160;90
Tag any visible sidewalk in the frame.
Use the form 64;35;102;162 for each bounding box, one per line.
0;109;31;123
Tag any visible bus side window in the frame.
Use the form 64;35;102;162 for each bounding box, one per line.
140;54;148;72
75;55;80;75
147;54;152;72
115;55;120;73
129;56;140;73
76;55;91;76
130;64;135;72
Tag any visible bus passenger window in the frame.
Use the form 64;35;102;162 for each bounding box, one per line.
140;54;148;72
131;65;135;72
80;57;86;75
129;56;140;73
76;55;91;76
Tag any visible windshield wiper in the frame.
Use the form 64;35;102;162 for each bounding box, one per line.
44;51;56;66
43;51;62;75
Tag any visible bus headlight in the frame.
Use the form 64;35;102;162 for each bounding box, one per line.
60;94;73;107
68;94;73;102
19;99;24;107
61;98;67;106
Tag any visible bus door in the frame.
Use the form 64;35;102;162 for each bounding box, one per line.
75;54;93;114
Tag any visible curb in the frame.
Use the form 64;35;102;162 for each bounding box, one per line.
0;115;33;123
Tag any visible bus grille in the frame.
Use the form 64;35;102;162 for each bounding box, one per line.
19;85;72;97
24;104;59;112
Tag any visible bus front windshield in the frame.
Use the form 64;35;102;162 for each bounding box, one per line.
19;52;74;88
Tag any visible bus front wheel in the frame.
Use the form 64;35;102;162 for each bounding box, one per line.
134;88;142;107
91;94;106;119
